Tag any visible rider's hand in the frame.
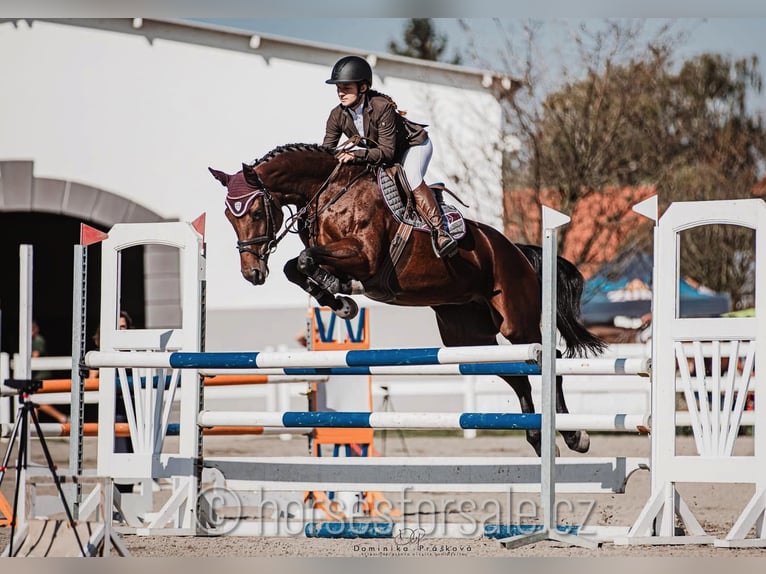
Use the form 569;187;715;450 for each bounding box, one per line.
337;151;355;164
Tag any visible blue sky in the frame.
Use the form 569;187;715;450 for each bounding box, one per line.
200;17;766;66
197;18;766;112
199;18;763;64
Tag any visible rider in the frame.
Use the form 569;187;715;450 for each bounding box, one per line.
322;55;458;259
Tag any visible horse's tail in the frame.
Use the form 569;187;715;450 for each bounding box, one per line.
517;244;607;358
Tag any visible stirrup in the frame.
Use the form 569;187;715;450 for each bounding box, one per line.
434;233;458;259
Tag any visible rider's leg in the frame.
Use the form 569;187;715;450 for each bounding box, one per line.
402;139;457;259
411;182;457;258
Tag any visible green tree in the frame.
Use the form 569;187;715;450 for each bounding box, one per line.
389;19;462;65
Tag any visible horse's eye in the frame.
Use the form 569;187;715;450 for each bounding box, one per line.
251;211;263;221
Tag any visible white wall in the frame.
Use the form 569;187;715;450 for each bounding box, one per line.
0;19;503;316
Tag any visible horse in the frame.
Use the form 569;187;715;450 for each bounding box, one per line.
209;143;606;455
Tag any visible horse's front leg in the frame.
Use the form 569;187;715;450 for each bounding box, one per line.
297;250;342;294
298;240;371;286
295;240;372;318
284;252;362;320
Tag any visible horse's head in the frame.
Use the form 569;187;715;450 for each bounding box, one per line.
209;163;285;286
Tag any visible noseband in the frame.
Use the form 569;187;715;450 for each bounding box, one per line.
226;170;278;260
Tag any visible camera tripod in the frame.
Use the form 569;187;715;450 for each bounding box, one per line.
378;385;409;456
0;379;85;557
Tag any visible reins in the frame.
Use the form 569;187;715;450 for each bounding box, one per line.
234;149;370;255
285;144;372;246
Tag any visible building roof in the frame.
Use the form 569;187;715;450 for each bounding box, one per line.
3;18;521;95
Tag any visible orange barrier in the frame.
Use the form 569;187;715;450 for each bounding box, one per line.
200;426;270;436
37;375;275;393
0;492;13;527
202;375;271;386
303;307;397;519
40;378;100;393
43;423;271;437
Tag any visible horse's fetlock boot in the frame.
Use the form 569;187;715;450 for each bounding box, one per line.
311;268;340;294
304;281;322;297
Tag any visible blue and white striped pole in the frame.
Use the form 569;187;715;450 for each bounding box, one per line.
85;344;542;370
196;356;649;378
196;410;650;432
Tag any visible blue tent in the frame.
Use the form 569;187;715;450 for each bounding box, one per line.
581;251;731;325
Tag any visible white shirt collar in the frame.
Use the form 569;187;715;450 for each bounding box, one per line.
349;100;365;135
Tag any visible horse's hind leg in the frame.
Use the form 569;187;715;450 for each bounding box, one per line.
488;258;589;454
503;376;543;456
431;302;543;455
503;372;591;456
556;351;590;453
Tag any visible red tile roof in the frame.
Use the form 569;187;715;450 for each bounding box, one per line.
503;186;656;278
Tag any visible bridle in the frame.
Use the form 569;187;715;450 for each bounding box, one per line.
228;149;368;257
227;168;280;261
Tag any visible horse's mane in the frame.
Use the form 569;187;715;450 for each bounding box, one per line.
250;143;335;167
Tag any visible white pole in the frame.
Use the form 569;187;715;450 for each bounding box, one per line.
17;245;32;383
0;353;9;434
501;207;597;549
540;207;566;533
462;375;477;439
15;244;33;533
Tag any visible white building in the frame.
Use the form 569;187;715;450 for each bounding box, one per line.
0;18;513;353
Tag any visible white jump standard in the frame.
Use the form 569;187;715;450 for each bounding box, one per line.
55;198;765;548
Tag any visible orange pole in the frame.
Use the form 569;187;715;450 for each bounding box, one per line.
52;423;269;437
39;378;100;393
37;375;279;393
200;426;268;435
202;375;271;386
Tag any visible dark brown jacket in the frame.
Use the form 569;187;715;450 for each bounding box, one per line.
322;90;428;166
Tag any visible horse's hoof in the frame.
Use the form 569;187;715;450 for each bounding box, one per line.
335;296;359;320
572;430;590;453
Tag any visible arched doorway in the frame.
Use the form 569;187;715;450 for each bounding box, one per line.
0;211;144;359
0;160;174;363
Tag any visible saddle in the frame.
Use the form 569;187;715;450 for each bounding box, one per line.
376;167;467;239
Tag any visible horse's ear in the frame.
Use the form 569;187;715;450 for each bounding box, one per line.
208;167;230;187
242;163;260;187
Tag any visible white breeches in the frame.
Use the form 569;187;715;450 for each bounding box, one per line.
401;137;433;189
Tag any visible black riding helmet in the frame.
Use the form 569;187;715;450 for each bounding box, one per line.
325;56;373;86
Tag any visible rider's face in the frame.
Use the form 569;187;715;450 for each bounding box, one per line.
336;82;365;108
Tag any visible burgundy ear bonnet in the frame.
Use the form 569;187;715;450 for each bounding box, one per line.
224;172;263;218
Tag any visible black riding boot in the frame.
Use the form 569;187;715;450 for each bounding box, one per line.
412;182;457;258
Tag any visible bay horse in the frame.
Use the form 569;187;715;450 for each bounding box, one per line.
209;143;606;455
